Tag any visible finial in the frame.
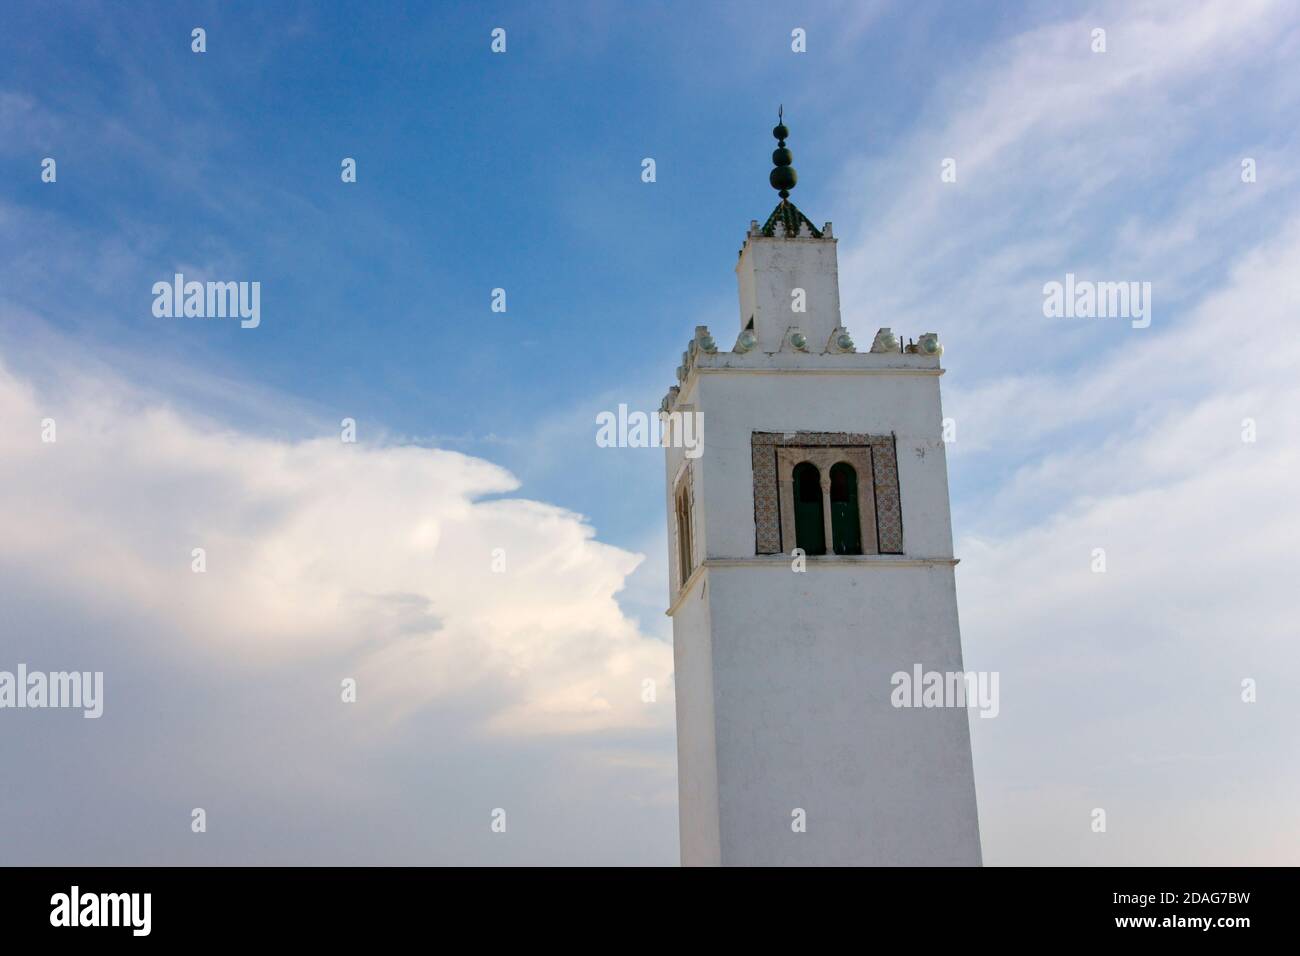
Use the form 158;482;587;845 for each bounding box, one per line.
770;107;796;199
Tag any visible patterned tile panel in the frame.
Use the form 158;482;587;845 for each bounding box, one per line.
870;439;903;554
752;439;781;553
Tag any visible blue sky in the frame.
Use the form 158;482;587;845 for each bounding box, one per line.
2;0;1299;864
5;0;1292;548
2;1;1052;545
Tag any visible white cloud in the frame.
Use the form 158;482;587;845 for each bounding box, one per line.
0;346;673;737
0;338;680;863
958;400;1300;862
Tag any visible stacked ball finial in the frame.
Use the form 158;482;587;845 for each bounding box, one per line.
769;106;797;199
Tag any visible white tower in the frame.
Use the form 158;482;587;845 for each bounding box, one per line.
662;115;981;866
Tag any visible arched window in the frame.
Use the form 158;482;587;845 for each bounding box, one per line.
830;462;863;555
792;461;826;555
676;486;693;584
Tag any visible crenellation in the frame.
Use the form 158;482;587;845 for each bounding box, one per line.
870;327;900;353
662;325;941;412
825;326;854;353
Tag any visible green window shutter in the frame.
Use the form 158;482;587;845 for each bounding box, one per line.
830;462;862;555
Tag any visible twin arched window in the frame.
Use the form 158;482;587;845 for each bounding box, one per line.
792;460;864;556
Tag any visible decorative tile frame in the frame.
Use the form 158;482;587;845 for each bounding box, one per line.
752;432;903;555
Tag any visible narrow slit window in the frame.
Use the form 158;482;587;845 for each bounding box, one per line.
676;488;693;585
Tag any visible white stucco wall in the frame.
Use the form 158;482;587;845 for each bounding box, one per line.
702;562;981;866
670;579;721;866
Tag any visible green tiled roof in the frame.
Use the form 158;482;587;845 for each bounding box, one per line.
761;199;823;238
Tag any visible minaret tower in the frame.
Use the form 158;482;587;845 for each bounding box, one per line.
662;113;981;866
